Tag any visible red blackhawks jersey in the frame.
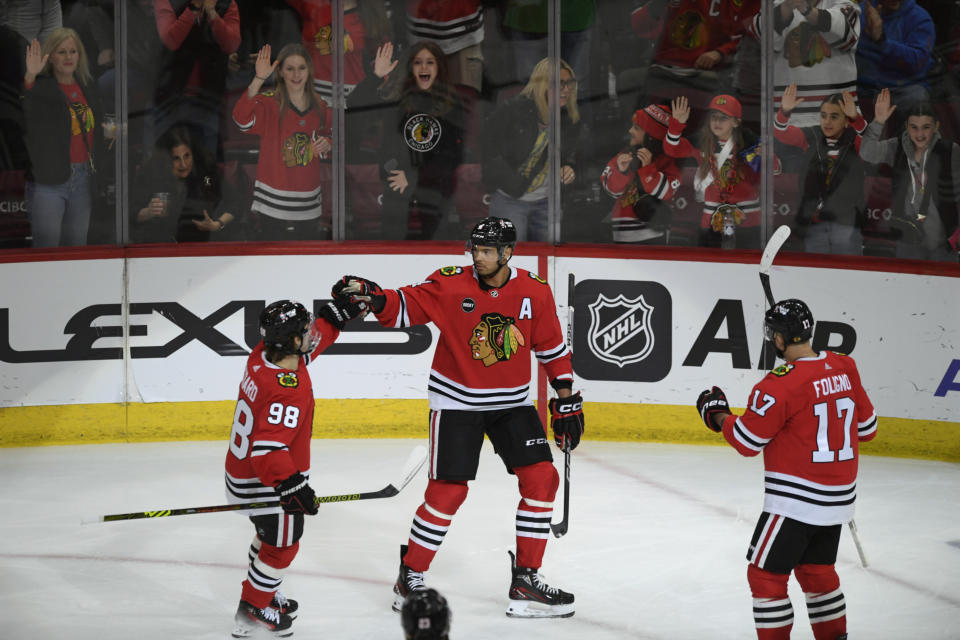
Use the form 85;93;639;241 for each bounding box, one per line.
406;0;484;55
285;0;369;100
720;350;878;526
224;317;340;514
374;265;572;410
232;91;331;221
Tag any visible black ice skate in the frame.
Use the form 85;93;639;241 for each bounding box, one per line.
271;591;298;619
231;600;294;638
392;544;426;612
505;551;575;618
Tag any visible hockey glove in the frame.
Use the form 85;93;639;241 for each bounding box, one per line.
276;473;318;515
317;298;365;330
549;391;584;451
333;275;386;314
696;386;730;433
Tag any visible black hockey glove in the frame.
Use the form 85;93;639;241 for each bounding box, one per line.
549;391;584;451
317;298;365;330
276;473;318;515
696;386;730;433
333;275;386;314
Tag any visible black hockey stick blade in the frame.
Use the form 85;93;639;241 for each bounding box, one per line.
759;225;791;307
84;445;427;524
550;442;572;538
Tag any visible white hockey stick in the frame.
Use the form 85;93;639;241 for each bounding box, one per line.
84;445;427;524
848;519;869;568
759;225;791;307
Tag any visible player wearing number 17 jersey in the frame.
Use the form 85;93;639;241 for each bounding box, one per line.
696;299;877;640
224;298;361;638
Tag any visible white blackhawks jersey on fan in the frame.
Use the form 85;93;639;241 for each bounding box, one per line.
374;265;573;411
720;350;878;525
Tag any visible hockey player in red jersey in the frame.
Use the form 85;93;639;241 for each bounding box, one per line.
225;297;363;637
696;299;877;640
333;216;584;619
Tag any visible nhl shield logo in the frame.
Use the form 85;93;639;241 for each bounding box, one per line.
587;293;656;368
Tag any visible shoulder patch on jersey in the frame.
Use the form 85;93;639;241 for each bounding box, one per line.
439;266;463;276
260;89;276;97
770;363;795;377
276;372;299;388
528;272;548;284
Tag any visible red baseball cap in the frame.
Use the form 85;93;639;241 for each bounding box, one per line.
709;94;742;119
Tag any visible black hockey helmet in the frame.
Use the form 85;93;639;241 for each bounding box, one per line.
467;216;517;259
401;588;450;640
260;300;314;356
764;298;814;345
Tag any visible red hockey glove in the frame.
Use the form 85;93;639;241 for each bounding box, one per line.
549;391;584;451
276;473;318;515
696;386;730;433
333;275;386;314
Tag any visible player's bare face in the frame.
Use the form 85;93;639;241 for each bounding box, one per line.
628;123;646;147
170;143;193;179
709;111;736;140
280;55;309;96
472;245;503;277
412;49;438;91
819;102;847;139
906;115;938;153
50;38;80;81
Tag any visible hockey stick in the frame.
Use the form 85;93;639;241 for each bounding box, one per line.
550;272;575;538
84;445;427;524
759;225;791;307
848;519;869;568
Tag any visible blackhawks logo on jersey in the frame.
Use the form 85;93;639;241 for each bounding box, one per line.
440;266;463;276
281;132;313;168
469;312;526;367
771;363;795;377
277;372;300;388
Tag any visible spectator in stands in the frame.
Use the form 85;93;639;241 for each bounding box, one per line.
859;89;960;261
232;43;332;240
285;0;390;104
482;57;582;243
664;94;765;249
775;83;870;255
600;103;680;244
154;0;241;162
743;0;861;128
22;28;106;247
855;0;935;121
347;40;464;240
0;0;62;45
132;125;236;243
402;0;484;94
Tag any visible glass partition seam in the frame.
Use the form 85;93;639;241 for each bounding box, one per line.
760;0;775;244
548;0;561;245
332;0;345;241
116;0;129;246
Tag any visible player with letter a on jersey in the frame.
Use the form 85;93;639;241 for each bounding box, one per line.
696;299;877;640
333;216;584;619
225;297;363;637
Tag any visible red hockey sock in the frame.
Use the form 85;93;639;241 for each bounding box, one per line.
241;541;298;608
513;461;558;568
795;564;845;640
404;479;468;572
748;563;793;640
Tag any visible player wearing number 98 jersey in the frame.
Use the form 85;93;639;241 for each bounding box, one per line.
224;298;361;638
696;299;876;640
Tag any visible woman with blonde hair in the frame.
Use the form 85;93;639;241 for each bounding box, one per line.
22;27;108;247
232;42;332;240
481;57;582;242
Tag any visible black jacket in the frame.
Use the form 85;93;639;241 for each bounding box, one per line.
482;94;582;198
22;74;104;185
794;126;866;229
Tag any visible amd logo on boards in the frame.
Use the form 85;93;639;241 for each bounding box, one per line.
0;300;432;363
572;280;857;382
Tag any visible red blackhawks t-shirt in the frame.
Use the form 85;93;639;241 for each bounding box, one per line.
59;82;94;165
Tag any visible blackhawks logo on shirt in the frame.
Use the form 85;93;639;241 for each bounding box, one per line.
469;312;525;367
403;113;441;152
277;372;300;388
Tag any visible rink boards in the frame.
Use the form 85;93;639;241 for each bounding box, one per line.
0;244;957;461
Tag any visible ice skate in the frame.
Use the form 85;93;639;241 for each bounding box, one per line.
505;551;575;618
392;544;426;612
270;591;298;619
231;600;294;638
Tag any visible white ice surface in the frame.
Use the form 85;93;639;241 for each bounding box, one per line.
1;439;958;639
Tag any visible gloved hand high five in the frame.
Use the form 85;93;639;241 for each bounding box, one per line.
549;391;584;451
276;472;319;515
333;275;386;314
696;386;730;433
